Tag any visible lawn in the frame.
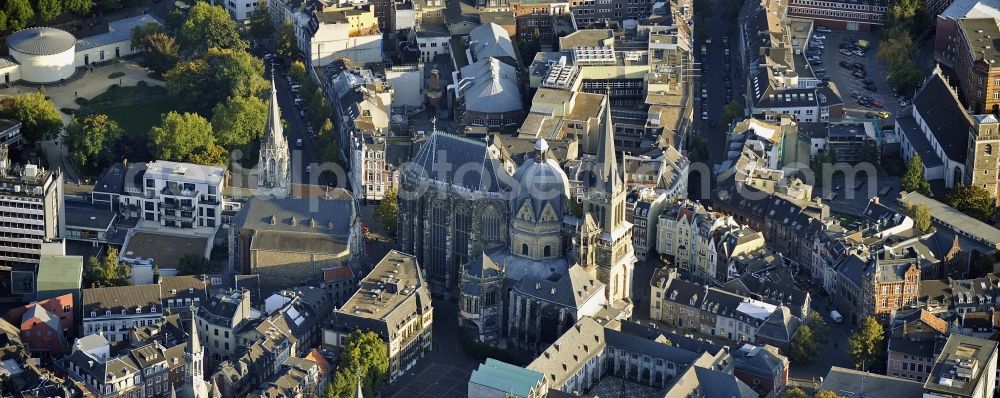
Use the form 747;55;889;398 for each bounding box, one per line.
78;84;174;137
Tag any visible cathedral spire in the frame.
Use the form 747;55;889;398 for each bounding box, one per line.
265;77;284;148
595;94;622;194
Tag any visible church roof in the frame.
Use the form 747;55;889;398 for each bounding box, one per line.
409;131;513;193
586;95;622;194
263;78;286;151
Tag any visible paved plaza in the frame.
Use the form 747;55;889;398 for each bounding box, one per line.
389;362;471;398
583;377;665;398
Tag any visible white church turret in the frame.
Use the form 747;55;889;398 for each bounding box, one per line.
258;76;291;196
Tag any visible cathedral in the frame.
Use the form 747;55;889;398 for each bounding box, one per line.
257;78;291;196
441;96;636;351
178;311;217;398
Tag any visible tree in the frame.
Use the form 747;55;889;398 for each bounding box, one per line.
804;311;829;341
689;136;709;163
790;324;821;363
0;11;8;32
320;118;334;137
275;22;297;58
133;24;180;75
289;61;307;83
188;143;230;166
177;2;247;54
5;0;33;31
374;188;398;237
4;90;62;143
889;59;923;97
815;391;844;398
848;316;885;370
64;0;92;16
84;247;129;287
781;388;810;398
65;114;124;173
858;140;880;166
124;0;150;10
334;331;389;397
164;59;213;111
248;5;275;40
902;154;931;195
945;183;997;222
165;48;267;113
98;0;121;12
903;203;933;233
721;100;744;126
35;0;61;23
308;87;329;129
178;254;210;275
876;33;914;70
148;111;217;162
211;95;268;148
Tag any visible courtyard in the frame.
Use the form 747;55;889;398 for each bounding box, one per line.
583;377;666;398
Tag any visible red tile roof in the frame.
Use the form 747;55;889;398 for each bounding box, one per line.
323;266;354;282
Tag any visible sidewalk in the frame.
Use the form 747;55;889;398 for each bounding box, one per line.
0;62;164;182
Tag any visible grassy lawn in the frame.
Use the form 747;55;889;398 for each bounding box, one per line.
79;84;174;137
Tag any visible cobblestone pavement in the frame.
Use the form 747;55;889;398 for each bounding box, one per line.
583;377;666;398
390;362;471;398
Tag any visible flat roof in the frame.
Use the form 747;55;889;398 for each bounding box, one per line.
925;334;1000;396
37;255;83;291
64;203;115;231
821;366;923;398
339;251;424;320
121;231;211;269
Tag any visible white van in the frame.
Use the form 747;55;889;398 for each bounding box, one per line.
830;310;843;323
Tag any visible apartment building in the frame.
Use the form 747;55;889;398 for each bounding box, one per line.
82;284;164;343
118;161;226;230
299;3;382;66
325;251;433;380
786;0;889;31
887;309;949;381
0;145;63;266
924;334;998;398
954;18;1000;114
350;133;407;203
216;0;262;21
195;289;257;369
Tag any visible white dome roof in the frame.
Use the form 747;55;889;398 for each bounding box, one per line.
7;27;75;55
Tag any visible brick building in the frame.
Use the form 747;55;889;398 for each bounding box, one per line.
3;294;73;356
955;19;1000;114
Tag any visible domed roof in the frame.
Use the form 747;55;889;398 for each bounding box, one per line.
7;27;75;56
512;139;569;219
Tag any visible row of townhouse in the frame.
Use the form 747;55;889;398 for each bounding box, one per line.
649;268;802;351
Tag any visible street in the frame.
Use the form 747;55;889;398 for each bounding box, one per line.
694;11;740;166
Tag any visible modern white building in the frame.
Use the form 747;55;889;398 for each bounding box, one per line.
120;161;227;230
0;15;158;85
0;145;64;267
215;0;262;21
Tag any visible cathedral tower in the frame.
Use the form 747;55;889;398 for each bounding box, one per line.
509;139;571;260
577;95;636;306
258;77;291;195
180;312;209;398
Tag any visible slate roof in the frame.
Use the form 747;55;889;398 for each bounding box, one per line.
514;264;603;308
822;366;924;398
77;15;160;51
7;27;75;56
732;344;788;380
912;73;972;164
468;23;517;63
459;57;523;114
83;284;161;317
409;131;513;193
756;306;800;344
233;196;355;238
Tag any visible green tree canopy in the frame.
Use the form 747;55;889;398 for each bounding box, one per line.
178;254;210;275
133;24;179;75
815;391;845;398
848;316;885;370
211;95;268;148
790;324;821;363
374;188;398;237
903;203;933;233
63;0;92;16
945;183;997;222
148;111;216;163
35;0;61;23
889;59;923;98
289;61;307;83
781;388;810;398
275;22;297;58
84;247;129;288
5;90;62;143
165;48;267;113
902;154;931;195
187;143;230;166
5;0;33;31
65;114;124;173
178;2;247;54
721;100;744;126
248;5;275;39
331;331;389;397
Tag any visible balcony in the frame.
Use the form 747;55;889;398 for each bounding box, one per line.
161;186;199;197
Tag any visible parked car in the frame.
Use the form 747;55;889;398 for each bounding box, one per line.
852;49;865;56
296;139;303;148
809;59;822;65
812;34;826;40
702;111;709;120
816;26;832;33
852;61;866;70
839;60;852;69
851;91;862;99
864;84;877;93
839;41;851;50
305;165;312;173
865;112;876;119
813;68;826;74
852;69;866;79
873;99;884;108
877;111;890;119
839;48;853;56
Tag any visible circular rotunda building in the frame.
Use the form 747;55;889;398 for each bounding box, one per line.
7;27;76;83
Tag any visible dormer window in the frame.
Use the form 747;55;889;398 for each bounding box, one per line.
136;308;142;314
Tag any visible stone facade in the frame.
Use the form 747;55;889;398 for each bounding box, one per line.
966;114;1000;205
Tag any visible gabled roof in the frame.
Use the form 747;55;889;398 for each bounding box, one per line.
409;131;513;193
468;23;516;63
459;57;523;114
912;73;972;164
